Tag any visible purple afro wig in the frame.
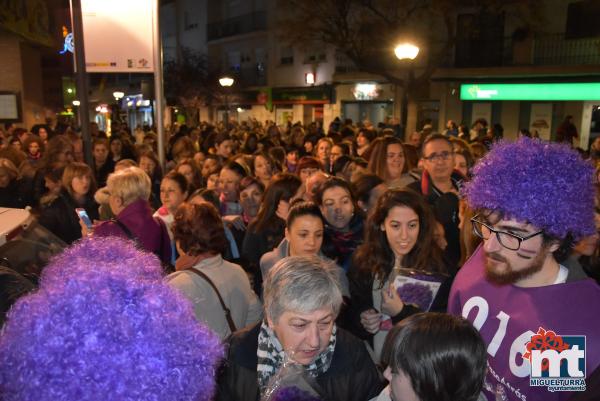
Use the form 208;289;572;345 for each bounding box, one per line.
462;137;595;240
0;237;224;401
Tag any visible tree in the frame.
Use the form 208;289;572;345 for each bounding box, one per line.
163;47;227;125
276;0;541;97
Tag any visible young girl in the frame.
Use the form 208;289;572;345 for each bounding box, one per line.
375;313;487;401
154;171;189;263
316;177;365;272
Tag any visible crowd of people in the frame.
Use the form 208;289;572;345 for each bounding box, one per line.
0;116;599;401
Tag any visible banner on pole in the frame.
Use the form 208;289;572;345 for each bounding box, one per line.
81;0;155;73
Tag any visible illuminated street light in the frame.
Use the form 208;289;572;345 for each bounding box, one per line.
219;76;234;125
394;42;420;138
113;91;125;100
72;100;81;106
394;43;420;60
219;77;234;87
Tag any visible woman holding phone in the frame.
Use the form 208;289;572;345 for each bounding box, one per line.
39;162;98;244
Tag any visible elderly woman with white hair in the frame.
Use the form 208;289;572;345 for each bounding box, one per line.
92;167;171;266
217;256;384;401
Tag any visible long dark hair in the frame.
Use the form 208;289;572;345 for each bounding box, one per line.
352;188;445;283
252;173;301;233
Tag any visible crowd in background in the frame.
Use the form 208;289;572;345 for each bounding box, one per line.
1;114;599;401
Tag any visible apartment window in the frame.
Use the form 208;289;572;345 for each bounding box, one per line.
256;48;266;76
566;0;600;39
227;51;241;71
184;11;198;31
280;47;294;65
304;50;327;63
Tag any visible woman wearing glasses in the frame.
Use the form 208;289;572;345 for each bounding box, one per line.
347;188;453;363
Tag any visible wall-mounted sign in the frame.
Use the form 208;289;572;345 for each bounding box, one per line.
59;26;74;54
352;83;381;100
0;92;21;121
271;86;333;104
460;83;600;101
81;0;155;73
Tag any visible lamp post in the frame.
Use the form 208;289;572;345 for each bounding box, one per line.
394;43;419;138
219;76;234;126
112;91;125;126
72;100;81;127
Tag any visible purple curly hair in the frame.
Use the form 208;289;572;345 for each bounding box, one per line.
462;137;595;240
0;237;224;401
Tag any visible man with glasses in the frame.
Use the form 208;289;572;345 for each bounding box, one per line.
408;133;463;266
448;137;600;401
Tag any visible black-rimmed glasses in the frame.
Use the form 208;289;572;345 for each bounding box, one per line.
470;214;543;251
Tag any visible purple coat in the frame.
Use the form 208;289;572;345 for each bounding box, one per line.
94;199;171;264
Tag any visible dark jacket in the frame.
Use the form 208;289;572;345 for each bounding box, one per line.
0;179;32;209
407;171;463;267
346;263;453;343
216;323;384;401
38;189;99;244
93;158;115;188
321;213;365;272
242;220;284;269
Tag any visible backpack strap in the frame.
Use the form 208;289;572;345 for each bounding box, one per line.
186;267;237;333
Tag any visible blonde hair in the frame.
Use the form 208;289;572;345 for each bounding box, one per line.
62;162;95;198
0;158;19;181
107;166;151;206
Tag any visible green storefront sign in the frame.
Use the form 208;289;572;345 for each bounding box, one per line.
460;83;600;101
271;86;334;103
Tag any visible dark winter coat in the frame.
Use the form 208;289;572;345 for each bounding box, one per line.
216;322;384;401
38;189;99;244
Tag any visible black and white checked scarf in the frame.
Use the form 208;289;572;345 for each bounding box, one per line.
256;321;337;393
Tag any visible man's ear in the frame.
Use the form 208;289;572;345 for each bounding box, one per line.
548;240;561;253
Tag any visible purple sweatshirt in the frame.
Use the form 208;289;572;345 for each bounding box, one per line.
448;245;600;401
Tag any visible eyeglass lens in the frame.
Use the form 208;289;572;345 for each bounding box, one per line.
472;221;521;250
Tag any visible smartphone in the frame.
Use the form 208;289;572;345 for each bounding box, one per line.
76;208;93;229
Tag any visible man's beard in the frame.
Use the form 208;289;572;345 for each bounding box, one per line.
484;249;547;285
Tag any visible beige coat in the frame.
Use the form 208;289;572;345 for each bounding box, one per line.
167;254;263;339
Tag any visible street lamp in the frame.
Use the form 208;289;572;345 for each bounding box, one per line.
219;77;234;125
394;42;420;138
394;43;420;60
113;91;125;101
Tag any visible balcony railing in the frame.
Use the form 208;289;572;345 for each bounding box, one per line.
207;11;267;41
227;65;267;87
534;33;600;65
335;33;600;73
